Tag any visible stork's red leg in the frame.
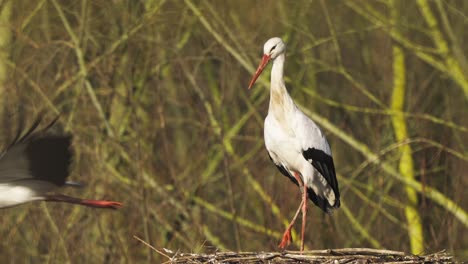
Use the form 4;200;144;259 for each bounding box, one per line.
278;199;303;249
45;194;122;209
300;183;308;251
278;171;304;249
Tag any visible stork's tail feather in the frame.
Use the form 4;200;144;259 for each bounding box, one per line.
308;188;340;214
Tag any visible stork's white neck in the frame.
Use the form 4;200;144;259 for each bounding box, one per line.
271;53;286;89
269;53;294;117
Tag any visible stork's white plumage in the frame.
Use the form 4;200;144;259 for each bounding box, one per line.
0;116;122;209
249;37;340;251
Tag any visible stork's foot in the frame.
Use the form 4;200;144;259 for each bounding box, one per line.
278;228;292;249
81;199;123;209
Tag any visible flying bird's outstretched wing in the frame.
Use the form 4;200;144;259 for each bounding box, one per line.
0;116;72;187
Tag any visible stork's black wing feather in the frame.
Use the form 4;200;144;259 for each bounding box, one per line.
268;153;299;186
302;148;340;208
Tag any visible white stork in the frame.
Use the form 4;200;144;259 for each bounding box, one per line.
0;116;122;209
248;37;340;251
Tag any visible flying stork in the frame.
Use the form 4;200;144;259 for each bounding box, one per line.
248;37;340;251
0;116;122;209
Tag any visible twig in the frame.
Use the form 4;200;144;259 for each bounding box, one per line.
133;235;172;260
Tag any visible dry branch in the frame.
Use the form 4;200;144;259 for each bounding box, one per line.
167;248;453;263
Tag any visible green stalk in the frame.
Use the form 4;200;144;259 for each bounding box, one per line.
0;0;11;116
389;0;424;254
51;0;115;137
416;0;468;100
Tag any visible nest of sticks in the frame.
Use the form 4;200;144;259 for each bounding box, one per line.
164;248;453;263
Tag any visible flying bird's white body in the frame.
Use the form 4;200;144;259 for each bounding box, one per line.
0;184;51;208
0;141;51;207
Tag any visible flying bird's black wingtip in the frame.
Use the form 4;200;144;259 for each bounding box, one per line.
26;134;73;187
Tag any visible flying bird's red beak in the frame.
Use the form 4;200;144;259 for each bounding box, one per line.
248;54;271;89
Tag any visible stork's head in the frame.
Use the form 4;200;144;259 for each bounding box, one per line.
263;37;286;59
248;37;286;89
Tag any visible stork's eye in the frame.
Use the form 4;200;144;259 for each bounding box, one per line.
270;45;277;52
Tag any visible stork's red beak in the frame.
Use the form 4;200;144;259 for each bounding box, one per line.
248;54;271;89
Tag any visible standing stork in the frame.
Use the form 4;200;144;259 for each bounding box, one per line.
0;116;122;209
248;37;340;251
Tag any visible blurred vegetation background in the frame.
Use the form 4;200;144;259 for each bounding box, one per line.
0;0;466;262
